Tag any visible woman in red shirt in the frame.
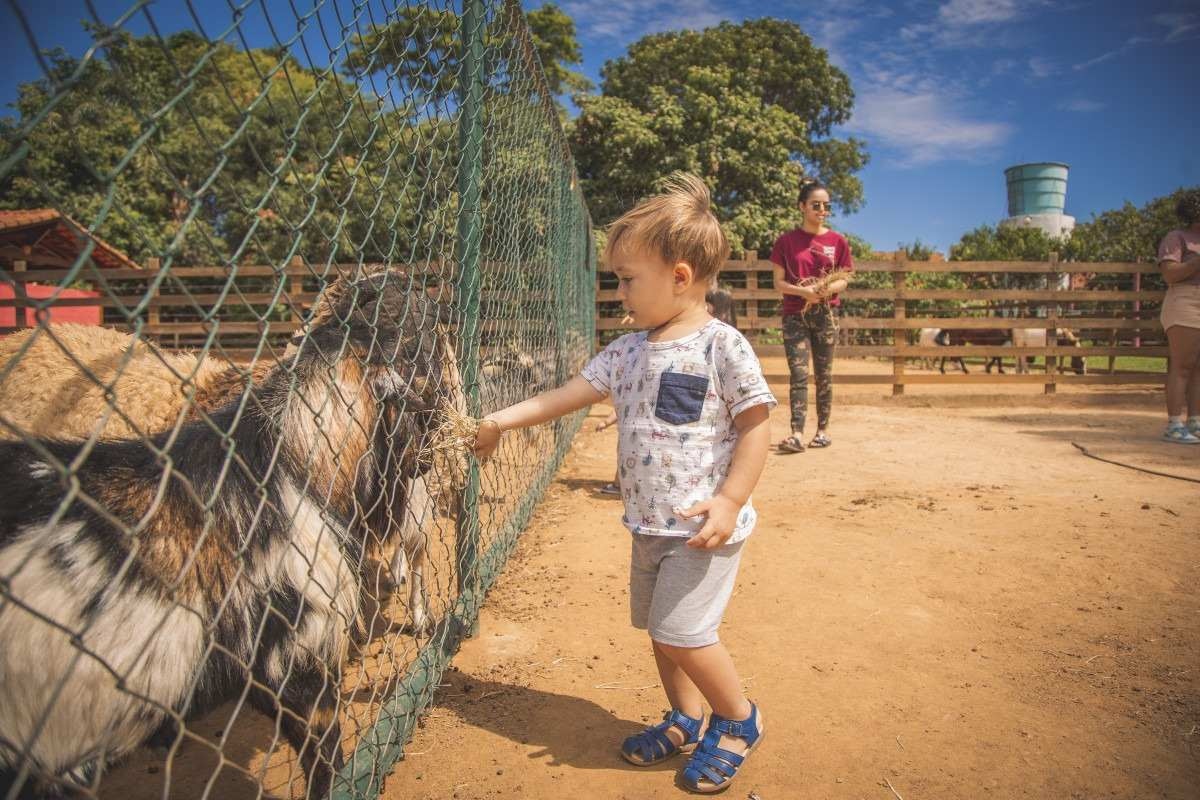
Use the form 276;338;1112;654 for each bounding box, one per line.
769;177;853;453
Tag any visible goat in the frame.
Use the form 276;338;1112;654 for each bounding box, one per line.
0;323;257;441
914;327;941;370
930;327;1085;375
932;328;1008;374
0;297;448;638
0;272;446;798
1008;328;1086;375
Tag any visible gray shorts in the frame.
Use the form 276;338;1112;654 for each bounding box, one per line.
629;533;746;648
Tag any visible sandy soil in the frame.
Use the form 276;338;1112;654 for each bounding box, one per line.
378;359;1200;800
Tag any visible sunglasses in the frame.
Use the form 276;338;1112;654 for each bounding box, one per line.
807;201;833;211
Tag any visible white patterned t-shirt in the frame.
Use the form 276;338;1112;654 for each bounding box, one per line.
579;320;777;542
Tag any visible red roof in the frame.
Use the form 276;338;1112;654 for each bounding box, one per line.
0;208;141;270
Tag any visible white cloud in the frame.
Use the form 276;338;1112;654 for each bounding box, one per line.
898;0;1036;49
847;87;1013;167
1072;35;1150;71
938;0;1021;26
562;0;727;39
1058;98;1105;112
1027;56;1056;79
1153;12;1199;42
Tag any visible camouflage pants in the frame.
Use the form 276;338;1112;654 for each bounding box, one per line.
782;308;837;433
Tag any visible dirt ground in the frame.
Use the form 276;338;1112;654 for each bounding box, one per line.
380;357;1200;800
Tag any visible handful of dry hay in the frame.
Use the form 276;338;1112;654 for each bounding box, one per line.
424;405;480;457
417;406;481;491
798;268;853;314
798;268;854;294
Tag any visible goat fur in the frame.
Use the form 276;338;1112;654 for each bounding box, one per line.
0;273;444;798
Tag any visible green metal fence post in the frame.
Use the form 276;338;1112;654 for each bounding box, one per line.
455;0;486;632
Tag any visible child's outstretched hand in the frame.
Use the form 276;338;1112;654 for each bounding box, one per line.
472;418;503;461
676;495;740;549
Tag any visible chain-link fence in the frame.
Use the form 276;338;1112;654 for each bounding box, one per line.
0;1;593;797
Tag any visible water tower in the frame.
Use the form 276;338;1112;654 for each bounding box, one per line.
999;162;1075;239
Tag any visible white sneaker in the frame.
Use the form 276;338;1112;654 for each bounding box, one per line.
1162;422;1200;444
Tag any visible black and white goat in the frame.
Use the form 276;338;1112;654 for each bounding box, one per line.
0;272;446;798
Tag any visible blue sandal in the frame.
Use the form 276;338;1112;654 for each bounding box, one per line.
620;708;704;766
679;703;764;793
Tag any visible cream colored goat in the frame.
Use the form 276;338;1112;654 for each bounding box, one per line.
0;324;238;441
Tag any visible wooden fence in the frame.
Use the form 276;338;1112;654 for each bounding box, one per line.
3;255;1169;395
597;256;1168;394
0;257;547;362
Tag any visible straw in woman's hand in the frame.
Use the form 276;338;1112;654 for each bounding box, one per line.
799;268;853;294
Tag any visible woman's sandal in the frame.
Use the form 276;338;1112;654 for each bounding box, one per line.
809;432;832;448
679;703;765;794
620;708;704;767
777;435;805;454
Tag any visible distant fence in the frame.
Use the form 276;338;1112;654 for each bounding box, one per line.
1;257;577;363
598;255;1167;394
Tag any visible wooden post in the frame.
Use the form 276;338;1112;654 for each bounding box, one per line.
892;252;906;395
744;250;758;343
146;257;161;331
288;254;303;326
1133;268;1142;350
11;260;29;329
1045;252;1058;395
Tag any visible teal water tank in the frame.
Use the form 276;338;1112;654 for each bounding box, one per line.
1004;162;1069;216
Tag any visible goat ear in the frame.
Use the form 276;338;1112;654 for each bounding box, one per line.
308;274;354;330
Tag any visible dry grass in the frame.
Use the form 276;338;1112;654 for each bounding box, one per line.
798;267;854;293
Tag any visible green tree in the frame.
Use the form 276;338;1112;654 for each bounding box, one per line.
842;230;875;261
341;3;589;115
901;238;936;261
526;3;593;99
1;27;460;267
1063;187;1197;263
571;18;868;256
948;224;1061;261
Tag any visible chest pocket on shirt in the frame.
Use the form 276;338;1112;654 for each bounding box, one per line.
654;371;709;425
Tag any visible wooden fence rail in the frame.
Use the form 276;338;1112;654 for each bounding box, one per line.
0;259;526;361
3;256;1169;394
597;256;1167;394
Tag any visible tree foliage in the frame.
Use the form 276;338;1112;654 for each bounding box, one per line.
0;28;463;266
1;6;587;268
340;3;589;115
946;186;1199;264
948;224;1060;262
1063;187;1197;263
571;19;868;256
525;3;593;99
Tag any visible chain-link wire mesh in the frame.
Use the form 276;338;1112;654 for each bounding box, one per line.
0;1;593;797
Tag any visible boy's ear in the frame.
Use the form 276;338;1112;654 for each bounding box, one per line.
672;261;695;289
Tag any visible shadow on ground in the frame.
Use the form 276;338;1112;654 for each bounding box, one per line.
420;666;669;773
976;409;1200;483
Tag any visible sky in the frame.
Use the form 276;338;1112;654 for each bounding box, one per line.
2;0;1199;253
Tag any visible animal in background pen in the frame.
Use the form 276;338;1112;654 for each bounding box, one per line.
0;272;448;798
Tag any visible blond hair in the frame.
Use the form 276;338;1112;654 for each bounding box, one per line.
605;172;729;283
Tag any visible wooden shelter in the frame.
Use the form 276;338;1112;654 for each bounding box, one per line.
0;208;141;328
